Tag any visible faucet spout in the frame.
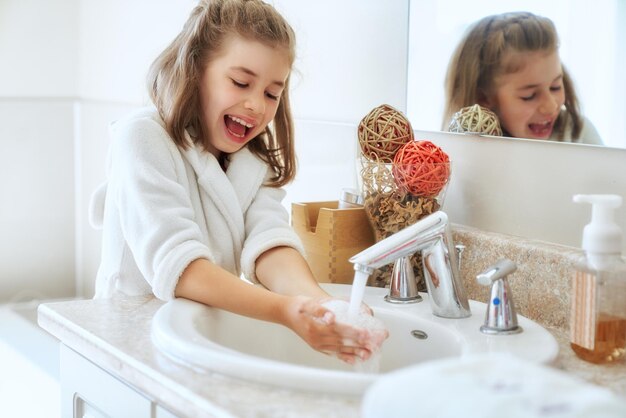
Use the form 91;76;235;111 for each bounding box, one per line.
349;211;471;318
350;212;448;271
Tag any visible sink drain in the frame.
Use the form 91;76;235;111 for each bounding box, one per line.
411;330;428;340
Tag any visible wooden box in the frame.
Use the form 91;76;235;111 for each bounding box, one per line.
291;201;376;284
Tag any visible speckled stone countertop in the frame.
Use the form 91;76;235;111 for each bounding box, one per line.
38;225;625;417
38;296;362;418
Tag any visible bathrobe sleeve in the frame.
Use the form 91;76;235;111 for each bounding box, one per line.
109;115;214;300
240;177;306;283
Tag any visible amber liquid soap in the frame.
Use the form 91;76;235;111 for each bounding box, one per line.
570;265;626;364
571;313;626;364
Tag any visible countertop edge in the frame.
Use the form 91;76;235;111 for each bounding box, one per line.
38;301;235;418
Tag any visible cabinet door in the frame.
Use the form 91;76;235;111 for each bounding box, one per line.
60;345;153;418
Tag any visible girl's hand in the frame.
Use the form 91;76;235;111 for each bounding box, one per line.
282;296;385;364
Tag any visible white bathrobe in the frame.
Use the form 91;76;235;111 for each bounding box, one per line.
90;107;304;301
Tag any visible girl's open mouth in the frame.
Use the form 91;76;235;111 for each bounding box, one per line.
224;115;255;140
528;119;554;138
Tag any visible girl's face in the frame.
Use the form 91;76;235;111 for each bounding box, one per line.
198;35;291;157
484;50;565;140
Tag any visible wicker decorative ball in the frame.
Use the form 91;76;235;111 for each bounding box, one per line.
448;104;503;136
392;140;450;197
358;104;414;162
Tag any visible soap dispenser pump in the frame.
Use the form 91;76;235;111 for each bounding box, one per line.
570;194;626;364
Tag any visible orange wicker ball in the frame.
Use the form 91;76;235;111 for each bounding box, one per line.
392;140;450;197
358;104;414;162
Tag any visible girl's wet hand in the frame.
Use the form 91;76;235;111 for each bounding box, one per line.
284;296;374;364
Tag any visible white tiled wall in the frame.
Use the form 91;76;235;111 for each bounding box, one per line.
0;0;80;301
0;0;79;97
77;0;197;104
276;0;410;122
285;120;361;208
0;100;76;301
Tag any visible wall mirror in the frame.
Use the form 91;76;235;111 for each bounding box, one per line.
406;0;626;149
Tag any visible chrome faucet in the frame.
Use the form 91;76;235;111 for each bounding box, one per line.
349;211;471;318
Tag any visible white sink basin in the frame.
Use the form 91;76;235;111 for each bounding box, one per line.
151;284;558;395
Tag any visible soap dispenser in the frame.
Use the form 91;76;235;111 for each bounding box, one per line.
570;194;626;364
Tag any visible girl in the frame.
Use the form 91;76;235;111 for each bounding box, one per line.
443;11;602;145
91;0;385;364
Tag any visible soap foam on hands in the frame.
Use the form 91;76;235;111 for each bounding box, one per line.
322;299;387;373
323;279;388;373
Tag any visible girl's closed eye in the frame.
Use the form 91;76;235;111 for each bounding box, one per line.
231;78;280;100
521;85;562;101
231;79;248;88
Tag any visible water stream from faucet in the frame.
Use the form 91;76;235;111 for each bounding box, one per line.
348;270;370;319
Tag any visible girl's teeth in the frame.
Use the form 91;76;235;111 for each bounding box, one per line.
228;115;254;128
530;121;550;129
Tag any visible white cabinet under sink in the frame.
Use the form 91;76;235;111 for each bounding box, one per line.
60;345;178;418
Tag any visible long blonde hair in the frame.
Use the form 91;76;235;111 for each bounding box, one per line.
147;0;297;187
443;12;581;139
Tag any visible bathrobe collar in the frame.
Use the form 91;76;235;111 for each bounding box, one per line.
180;138;268;242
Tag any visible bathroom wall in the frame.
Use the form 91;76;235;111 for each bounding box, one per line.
0;0;79;301
76;1;197;103
0;100;76;301
0;0;79;96
276;1;409;123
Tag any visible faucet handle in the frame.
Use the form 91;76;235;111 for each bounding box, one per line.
476;258;516;285
477;259;522;335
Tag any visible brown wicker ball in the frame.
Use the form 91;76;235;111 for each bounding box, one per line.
358;104;414;162
448;104;503;136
